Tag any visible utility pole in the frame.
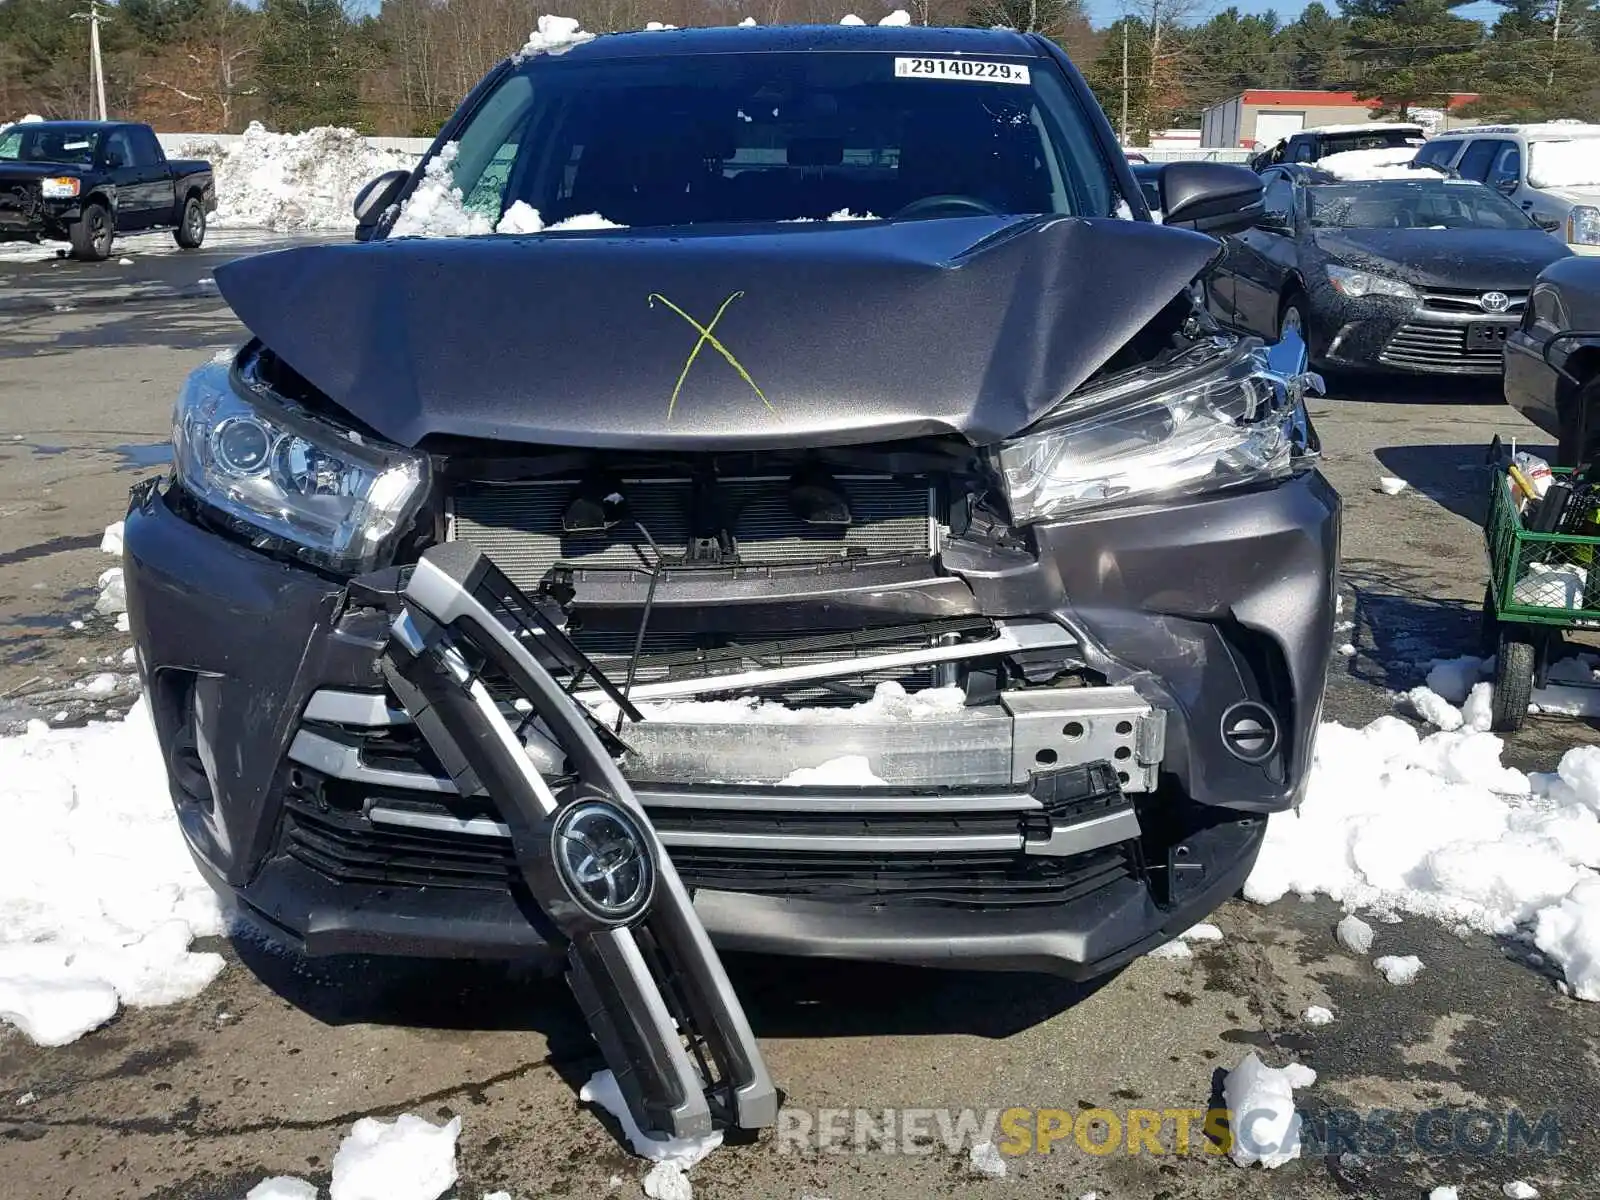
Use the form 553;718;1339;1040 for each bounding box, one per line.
1120;23;1130;145
1550;0;1563;88
71;0;109;121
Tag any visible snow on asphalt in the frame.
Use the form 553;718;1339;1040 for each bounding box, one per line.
1246;652;1600;1000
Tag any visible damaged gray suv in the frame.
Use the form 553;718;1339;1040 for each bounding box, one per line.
125;25;1337;979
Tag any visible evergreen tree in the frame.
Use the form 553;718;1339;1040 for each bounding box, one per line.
1181;8;1283;117
257;0;365;130
1345;0;1484;117
1085;16;1153;142
1281;2;1349;88
1465;0;1600;120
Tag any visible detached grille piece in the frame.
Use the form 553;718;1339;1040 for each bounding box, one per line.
450;475;936;590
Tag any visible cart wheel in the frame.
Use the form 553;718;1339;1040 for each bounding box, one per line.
1491;629;1535;733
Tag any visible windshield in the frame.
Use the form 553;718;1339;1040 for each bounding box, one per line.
1319;130;1422;156
1305;180;1538;230
436;50;1116;229
1528;138;1600;189
0;126;101;166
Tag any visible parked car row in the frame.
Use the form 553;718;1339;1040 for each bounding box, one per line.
1220;120;1600;463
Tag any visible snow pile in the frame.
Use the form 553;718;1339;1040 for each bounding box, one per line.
879;9;912;23
494;201;623;236
1317;147;1436;181
1528;137;1600;189
1247;713;1600;1000
0;114;43;135
329;1113;461;1200
0;700;226;1045
968;1141;1007;1178
513;14;594;62
1533;876;1600;999
1378;475;1409;495
1302;1005;1335;1025
1373;954;1424;985
840;13;866;24
738;16;757;24
1503;1182;1540;1199
389;143;492;239
595;680;967;728
778;755;885;786
1336;914;1374;954
580;1070;723;1169
1222;1052;1316;1168
175;122;416;232
1144;922;1223;960
247;1180;318;1200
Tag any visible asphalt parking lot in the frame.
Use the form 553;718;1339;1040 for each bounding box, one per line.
1;246;1598;1200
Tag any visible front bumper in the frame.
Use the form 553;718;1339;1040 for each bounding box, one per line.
125;466;1337;976
1312;290;1515;376
0;194;81;240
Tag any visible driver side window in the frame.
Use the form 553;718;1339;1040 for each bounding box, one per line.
1489;144;1522;190
103;130;134;169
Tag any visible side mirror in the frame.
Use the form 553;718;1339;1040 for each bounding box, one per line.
1159;162;1265;236
353;169;412;230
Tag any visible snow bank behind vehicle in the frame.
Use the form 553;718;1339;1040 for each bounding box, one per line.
173;122;418;232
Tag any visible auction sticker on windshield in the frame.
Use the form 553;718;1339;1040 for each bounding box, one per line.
893;58;1031;84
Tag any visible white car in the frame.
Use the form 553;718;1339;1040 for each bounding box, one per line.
1414;124;1600;255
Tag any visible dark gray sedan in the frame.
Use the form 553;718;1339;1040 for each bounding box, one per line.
1210;165;1571;375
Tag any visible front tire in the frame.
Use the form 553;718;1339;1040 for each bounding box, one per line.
175;197;206;250
69;201;113;262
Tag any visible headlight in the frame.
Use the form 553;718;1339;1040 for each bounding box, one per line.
992;341;1317;525
1567;205;1600;246
40;177;80;199
1326;263;1417;300
172;361;429;571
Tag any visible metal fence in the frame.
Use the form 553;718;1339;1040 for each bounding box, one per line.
1122;147;1254;163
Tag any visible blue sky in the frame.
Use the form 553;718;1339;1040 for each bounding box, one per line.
1081;0;1504;29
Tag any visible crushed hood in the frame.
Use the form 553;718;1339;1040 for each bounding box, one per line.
1311;227;1572;291
215;216;1219;451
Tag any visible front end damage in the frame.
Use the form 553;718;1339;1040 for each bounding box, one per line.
126;220;1338;979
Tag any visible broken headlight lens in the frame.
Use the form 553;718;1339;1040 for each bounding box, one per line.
992;342;1317;524
172;361;429;571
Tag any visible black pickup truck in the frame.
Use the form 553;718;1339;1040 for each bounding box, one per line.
0;120;215;261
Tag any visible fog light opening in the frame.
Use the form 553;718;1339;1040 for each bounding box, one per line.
1221;701;1280;764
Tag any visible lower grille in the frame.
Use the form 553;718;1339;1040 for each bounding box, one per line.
1380;322;1504;373
449;475;937;591
284;802;518;891
664;844;1133;907
282;799;1133;908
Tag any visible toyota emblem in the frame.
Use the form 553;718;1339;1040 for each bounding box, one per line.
1480;291;1511;314
552;800;654;923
